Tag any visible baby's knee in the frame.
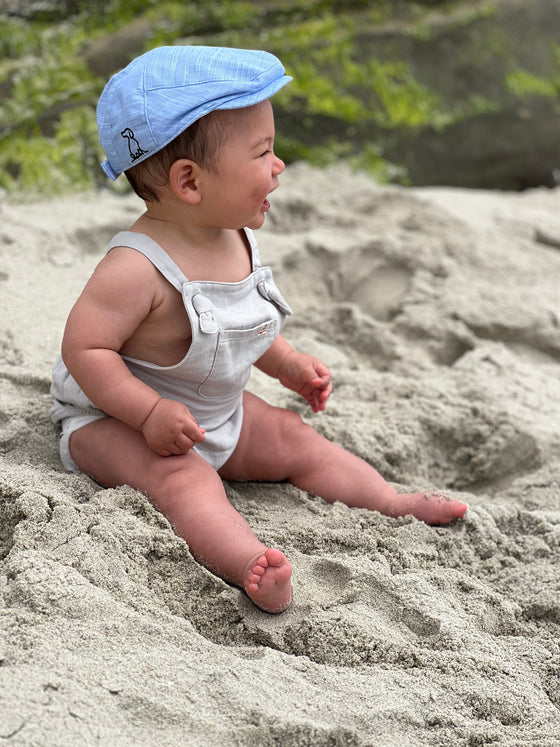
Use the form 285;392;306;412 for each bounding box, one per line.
280;408;318;443
147;451;220;498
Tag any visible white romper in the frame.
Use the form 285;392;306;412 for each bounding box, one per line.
50;228;292;472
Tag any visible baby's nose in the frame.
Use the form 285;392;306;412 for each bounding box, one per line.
273;153;285;176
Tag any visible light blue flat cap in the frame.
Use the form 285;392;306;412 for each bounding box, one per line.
97;45;292;179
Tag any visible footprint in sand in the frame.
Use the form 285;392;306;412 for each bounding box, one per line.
310;558;354;608
0;487;25;561
424;414;542;493
314;242;413;323
347;263;413;322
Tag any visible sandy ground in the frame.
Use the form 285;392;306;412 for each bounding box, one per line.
1;163;559;746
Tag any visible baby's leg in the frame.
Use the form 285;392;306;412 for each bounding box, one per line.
220;393;467;525
69;418;291;613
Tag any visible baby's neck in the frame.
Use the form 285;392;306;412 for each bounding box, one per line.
135;208;233;253
131;210;252;284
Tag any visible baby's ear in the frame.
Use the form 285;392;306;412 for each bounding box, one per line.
169;159;201;203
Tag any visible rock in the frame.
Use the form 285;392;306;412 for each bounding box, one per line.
274;0;560;189
397;97;560;190
366;0;560;188
83;17;154;79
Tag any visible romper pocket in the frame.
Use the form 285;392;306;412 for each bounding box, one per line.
197;319;278;400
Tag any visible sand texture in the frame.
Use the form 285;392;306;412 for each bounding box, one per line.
1;164;559;745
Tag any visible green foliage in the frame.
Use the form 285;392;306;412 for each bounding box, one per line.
251;16;444;130
366;61;441;127
0;107;100;194
0;17;101;196
273;18;369;123
505;43;560;104
506;69;559;99
409;1;497;39
275;132;354;167
146;0;256;42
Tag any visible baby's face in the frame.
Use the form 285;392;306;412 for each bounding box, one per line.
201;101;285;230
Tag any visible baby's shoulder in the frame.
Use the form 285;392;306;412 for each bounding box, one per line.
101;243;160;275
88;244;164;302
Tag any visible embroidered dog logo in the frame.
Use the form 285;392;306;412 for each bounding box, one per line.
121;128;148;162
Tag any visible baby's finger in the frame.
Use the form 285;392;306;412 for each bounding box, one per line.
171;434;195;453
314;380;332;405
309;391;324;413
310;374;331;389
320;378;332;395
182;422;206;443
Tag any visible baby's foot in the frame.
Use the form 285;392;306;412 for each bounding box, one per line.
388;491;467;525
244;548;292;614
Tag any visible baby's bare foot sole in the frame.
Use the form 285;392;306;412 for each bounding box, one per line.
390;491;468;525
244;548;292;614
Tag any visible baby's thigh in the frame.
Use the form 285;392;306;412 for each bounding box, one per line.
220;392;322;482
69;417;216;497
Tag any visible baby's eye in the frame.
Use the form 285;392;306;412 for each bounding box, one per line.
260;149;272;157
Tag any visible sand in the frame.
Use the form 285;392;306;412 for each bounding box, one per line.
1;163;559;746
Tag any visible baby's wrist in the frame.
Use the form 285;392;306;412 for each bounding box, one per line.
276;349;297;378
139;397;163;430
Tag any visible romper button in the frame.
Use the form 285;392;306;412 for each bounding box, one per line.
192;293;218;334
257;280;293;316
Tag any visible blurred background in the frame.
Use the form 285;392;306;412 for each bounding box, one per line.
1;0;559;199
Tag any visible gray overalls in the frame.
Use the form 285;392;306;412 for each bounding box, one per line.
50;228;292;472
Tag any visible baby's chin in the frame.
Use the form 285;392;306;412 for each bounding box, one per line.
244;199;271;230
244;215;267;231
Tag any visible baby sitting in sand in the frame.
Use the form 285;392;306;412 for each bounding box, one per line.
50;45;467;613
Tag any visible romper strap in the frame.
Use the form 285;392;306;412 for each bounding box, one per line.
107;231;188;291
243;227;261;270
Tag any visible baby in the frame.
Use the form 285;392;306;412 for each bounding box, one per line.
51;46;467;614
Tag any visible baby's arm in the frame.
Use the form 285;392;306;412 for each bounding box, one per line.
61;248;205;456
255;335;332;413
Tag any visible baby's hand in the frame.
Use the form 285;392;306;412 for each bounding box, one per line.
278;352;333;413
141;398;205;456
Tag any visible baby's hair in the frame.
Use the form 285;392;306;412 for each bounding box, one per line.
124;109;228;202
